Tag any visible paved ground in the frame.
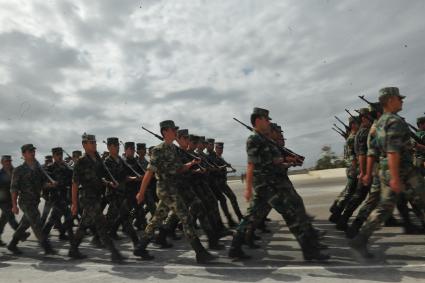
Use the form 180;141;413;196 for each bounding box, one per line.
1;177;425;283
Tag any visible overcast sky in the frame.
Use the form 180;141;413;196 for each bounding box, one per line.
1;0;424;170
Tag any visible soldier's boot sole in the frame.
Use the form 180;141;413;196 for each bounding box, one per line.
68;249;87;260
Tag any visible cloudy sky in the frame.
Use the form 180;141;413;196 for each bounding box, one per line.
1;0;424;170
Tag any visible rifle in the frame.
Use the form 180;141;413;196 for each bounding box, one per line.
141;126;208;167
359;95;423;144
345;109;359;123
35;160;56;183
95;150;119;186
333;124;347;136
332;127;346;139
334;116;350;132
233;117;305;162
60;149;75;170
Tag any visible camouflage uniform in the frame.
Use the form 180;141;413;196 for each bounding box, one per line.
229;121;328;260
353;92;425;251
329;131;358;220
69;149;122;260
42;155;74;240
134;121;215;263
0;164;19;241
9;151;54;253
336;119;372;230
414;116;425;176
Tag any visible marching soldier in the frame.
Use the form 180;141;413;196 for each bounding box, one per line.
0;155;20;246
68;133;124;262
228;108;329;261
8;144;56;255
350;87;425;258
42;147;73;240
133;120;216;263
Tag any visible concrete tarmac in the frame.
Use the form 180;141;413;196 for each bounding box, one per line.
1;176;425;283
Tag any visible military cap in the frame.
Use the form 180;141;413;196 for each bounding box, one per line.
252;107;272;120
159;120;179;130
198;136;206;142
215;142;224;148
106;137;119;145
124;142;135;149
417;116;425;126
348;116;359;124
45;155;52;160
358;108;370;116
136;143;146;150
206;138;215;144
1;155;12;161
177;129;189;137
72;150;82;157
379;87;406;100
21;144;36;153
189;134;199;143
82;133;96;142
51;147;63;155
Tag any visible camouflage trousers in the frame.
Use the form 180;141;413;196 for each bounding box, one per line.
359;167;425;239
72;198;116;251
354;175;381;222
335;167;358;209
13;201;47;245
236;181;314;243
0;202;19;234
165;184;214;237
42;198;73;237
142;188;197;242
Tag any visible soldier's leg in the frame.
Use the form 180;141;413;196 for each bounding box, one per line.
346;176;381;238
0;203;8;240
40;199;53;226
330;168;358;223
222;183;244;221
8;215;31;254
211;181;235;226
117;198;139;247
337;182;371;231
350;178;398;258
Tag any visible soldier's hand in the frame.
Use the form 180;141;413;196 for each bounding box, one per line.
12;205;19;215
244;187;253;202
136;192;145;204
362;174;372;186
390;179;403;194
71;204;78;216
110;181;119;189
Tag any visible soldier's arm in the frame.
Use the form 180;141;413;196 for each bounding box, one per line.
136;170;154;204
244;162;254;202
10;169;20;214
386;118;404;193
387;152;401;193
71;181;79;216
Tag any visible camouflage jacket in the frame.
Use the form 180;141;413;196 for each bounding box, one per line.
10;162;48;205
343;132;356;163
147;142;183;193
246;131;284;188
354;124;371;156
0;168;13;202
104;155;128;195
376;112;413;174
415;130;425;159
367;120;380;158
72;153;109;199
46;162;73;201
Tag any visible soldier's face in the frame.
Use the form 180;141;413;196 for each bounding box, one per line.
419;123;425;130
53;153;63;163
22;149;35;161
388;96;403;112
163;128;177;140
215;147;223;155
206;144;214;151
137;149;146;157
108;144;119;156
256;117;271;132
177;136;189;148
83;141;97;153
1;160;12;170
125;147;135;158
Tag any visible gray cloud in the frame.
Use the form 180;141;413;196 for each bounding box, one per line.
1;0;425;169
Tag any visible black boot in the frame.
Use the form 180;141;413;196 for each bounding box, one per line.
7;237;22;255
207;232;225;250
244;230;261;249
335;212;350;231
384;215;399;227
68;246;87;259
227;217;237;228
42;239;56;255
228;232;251;260
329;206;343;224
190;237;216;264
0;236;6;247
403;222;423;234
299;236;330;261
91;235;104;248
19;231;31;242
349;233;374;259
133;237;154;260
110;247;125;264
154;227;173;248
346;218;364;239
